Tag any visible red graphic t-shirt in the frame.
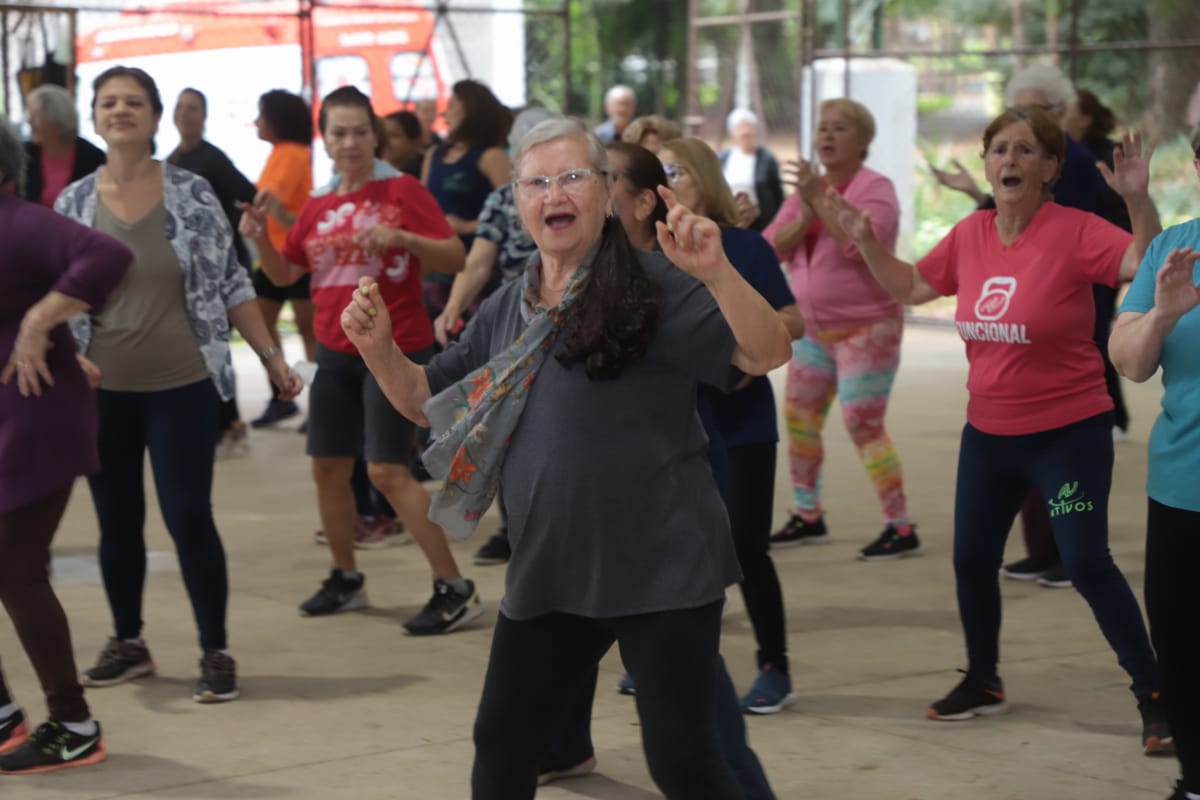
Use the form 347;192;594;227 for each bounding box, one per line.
282;175;452;354
917;202;1130;435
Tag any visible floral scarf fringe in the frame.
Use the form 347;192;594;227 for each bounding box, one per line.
422;254;591;539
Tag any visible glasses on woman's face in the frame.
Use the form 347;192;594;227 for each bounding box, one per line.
662;163;689;184
514;168;603;198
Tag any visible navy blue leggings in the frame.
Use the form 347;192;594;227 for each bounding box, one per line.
954;412;1157;697
88;380;229;652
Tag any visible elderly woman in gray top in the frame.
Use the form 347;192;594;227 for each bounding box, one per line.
344;117;790;798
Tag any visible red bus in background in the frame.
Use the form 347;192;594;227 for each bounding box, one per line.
75;1;453;182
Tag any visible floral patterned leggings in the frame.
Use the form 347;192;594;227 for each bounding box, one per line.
784;315;908;525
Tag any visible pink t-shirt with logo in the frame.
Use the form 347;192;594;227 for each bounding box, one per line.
917;202;1129;436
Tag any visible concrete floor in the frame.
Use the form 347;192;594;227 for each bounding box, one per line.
0;323;1181;799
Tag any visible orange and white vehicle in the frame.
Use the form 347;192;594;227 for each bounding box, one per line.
74;0;525;181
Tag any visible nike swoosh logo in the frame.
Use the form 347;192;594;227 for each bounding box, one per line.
0;718;15;734
60;737;98;761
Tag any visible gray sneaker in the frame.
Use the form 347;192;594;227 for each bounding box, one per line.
81;638;155;687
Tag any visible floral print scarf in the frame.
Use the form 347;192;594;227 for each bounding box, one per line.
422;251;592;539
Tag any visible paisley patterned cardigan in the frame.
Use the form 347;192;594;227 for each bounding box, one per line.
56;163;258;401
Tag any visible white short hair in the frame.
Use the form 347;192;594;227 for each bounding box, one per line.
726;108;757;134
604;85;635;105
512;116;608;177
28;84;79;139
1006;62;1075;110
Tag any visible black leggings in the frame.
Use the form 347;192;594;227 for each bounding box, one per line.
0;486;89;722
472;602;743;800
728;443;788;673
1145;498;1200;793
89;381;229;651
953;413;1157;696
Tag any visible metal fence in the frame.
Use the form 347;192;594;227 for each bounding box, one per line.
688;0;1200;153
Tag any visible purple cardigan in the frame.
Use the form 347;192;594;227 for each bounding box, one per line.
0;192;132;514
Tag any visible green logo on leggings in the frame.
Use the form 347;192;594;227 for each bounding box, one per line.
1049;482;1094;517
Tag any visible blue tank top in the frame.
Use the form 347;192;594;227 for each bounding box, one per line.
426;145;494;235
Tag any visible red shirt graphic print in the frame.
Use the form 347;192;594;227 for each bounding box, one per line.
283;175;453;355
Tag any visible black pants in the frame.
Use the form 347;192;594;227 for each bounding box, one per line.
472;602;743;800
89;380;229;651
953;413;1157;696
728;443;788;673
1020;285;1128;563
1145;498;1200;793
0;486;89;722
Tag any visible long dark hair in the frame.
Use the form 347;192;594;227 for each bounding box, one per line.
1075;88;1116;144
605;141;668;227
259;89;313;144
557;215;662;380
514;118;661;380
446;79;511;150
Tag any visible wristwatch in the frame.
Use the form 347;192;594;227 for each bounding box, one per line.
258;346;281;364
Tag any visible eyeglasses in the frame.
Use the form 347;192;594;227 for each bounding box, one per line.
514;168;604;197
662;163;689;183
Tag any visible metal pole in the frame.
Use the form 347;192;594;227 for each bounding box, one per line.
2;10;9;119
67;9;76;95
686;0;698;134
841;0;850;95
562;0;571;114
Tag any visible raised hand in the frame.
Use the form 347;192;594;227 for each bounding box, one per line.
341;277;394;358
238;201;270;240
655;185;729;284
1154;247;1200;324
929;158;982;198
824;188;875;244
783;158;823;203
1098;130;1155;199
734;192;759;229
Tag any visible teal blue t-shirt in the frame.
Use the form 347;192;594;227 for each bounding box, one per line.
1119;218;1200;512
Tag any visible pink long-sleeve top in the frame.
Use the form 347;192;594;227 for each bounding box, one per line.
762;165;902;332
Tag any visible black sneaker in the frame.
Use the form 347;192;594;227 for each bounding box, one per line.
473;533;511;566
1037;560;1073;588
928;671;1008;721
1140;692;1175;757
81;638;155;687
858;524;922;561
0;707;28;755
768;514;830;547
403;579;485;635
0;720;105;774
1001;556;1054;581
1166;780;1188;799
299;569;368;617
194;651;240;704
250;399;299;429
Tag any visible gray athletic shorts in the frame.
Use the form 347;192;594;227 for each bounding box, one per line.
306;343;432;464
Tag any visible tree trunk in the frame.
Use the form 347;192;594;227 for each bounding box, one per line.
1148;1;1200;135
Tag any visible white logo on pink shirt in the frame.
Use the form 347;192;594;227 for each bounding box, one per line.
974;277;1017;320
959;276;1031;344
